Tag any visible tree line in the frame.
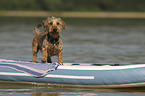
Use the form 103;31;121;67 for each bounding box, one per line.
0;0;145;12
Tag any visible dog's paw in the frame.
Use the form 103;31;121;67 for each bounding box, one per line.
33;60;38;63
41;59;46;63
58;60;64;63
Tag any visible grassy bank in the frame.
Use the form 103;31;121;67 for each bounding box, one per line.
1;11;145;18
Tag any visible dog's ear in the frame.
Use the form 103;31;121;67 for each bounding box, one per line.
62;21;66;32
42;20;48;32
58;18;66;32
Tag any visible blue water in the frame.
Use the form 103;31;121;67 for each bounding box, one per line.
0;17;145;95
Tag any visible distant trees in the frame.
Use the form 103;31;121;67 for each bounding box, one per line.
0;0;40;10
0;0;145;12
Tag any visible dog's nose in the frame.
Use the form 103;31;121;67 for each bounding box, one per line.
53;29;57;32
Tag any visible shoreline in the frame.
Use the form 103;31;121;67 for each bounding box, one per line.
0;11;145;18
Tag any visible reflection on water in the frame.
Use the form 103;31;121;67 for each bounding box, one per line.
1;17;145;95
1;89;145;96
32;92;61;96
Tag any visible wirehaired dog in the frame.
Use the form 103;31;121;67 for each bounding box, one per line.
32;17;66;63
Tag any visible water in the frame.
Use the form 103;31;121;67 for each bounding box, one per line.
1;17;145;95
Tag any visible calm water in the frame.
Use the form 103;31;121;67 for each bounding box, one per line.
0;17;145;95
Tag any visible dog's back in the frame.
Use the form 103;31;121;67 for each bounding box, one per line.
32;32;47;49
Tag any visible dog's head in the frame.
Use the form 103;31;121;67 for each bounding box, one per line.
42;17;66;39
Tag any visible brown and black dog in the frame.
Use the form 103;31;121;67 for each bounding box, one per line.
32;17;66;63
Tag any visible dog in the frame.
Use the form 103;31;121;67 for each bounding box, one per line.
32;17;66;63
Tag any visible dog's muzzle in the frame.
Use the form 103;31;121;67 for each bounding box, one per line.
53;28;57;32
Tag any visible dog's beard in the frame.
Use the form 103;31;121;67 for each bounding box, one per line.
49;32;59;39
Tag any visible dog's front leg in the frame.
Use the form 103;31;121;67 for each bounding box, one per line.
58;51;64;63
41;48;48;63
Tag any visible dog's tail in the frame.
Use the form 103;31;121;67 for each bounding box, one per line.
33;24;42;35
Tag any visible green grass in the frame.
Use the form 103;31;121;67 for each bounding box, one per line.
1;11;145;18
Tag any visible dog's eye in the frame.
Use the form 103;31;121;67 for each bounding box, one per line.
50;22;53;25
57;23;60;25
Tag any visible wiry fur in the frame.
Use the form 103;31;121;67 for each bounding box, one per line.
32;17;66;63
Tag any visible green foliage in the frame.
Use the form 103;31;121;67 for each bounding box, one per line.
0;0;145;11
